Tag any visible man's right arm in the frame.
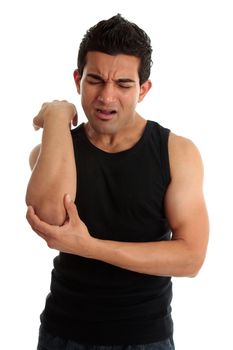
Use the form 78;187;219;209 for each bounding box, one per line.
25;101;77;226
29;144;41;170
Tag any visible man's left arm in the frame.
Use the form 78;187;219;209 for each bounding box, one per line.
26;133;209;277
91;134;209;277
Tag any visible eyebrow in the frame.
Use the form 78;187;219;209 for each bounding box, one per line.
86;73;136;83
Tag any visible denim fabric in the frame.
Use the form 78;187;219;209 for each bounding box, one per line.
37;326;175;350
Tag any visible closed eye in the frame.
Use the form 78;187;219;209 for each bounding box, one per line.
86;78;104;85
86;73;104;84
117;79;135;89
87;80;103;85
118;83;132;89
86;74;136;88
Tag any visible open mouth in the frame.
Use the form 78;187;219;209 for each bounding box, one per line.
96;109;117;115
95;109;117;120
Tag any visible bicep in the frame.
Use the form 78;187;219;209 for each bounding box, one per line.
164;135;209;259
29;144;41;170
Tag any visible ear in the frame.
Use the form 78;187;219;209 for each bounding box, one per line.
73;69;81;94
138;80;152;102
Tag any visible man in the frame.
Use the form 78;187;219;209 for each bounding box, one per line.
26;14;209;350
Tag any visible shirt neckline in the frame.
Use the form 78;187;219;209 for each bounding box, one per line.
79;120;153;157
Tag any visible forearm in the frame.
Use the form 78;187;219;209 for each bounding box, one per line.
92;238;203;277
26;117;76;225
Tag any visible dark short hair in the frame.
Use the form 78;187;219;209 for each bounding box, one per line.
77;14;153;85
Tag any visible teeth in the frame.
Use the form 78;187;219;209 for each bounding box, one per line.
96;109;116;114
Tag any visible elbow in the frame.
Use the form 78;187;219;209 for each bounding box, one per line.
37;204;66;226
187;269;200;278
26;194;66;226
184;254;206;278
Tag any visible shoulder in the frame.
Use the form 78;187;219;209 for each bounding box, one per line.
168;132;204;182
168;132;201;158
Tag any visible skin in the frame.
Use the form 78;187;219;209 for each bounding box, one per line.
74;52;152;152
25;101;77;225
26;52;209;277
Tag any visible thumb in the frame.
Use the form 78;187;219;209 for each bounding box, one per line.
33;116;40;130
64;194;79;220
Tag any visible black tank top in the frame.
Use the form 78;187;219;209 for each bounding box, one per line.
40;120;173;345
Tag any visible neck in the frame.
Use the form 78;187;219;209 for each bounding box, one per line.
84;114;147;153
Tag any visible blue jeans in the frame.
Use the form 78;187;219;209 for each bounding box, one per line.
37;326;175;350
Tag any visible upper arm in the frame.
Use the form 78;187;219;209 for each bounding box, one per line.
164;133;209;267
29;144;41;170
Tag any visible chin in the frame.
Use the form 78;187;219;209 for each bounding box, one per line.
87;115;120;134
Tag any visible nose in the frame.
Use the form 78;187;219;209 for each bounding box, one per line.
97;82;116;104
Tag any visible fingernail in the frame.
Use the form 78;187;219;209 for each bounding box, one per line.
66;194;71;202
33;124;39;130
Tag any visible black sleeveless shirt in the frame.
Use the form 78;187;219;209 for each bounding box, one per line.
40;120;173;345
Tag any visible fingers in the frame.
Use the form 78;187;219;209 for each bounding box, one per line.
26;205;35;218
63;194;79;224
26;206;44;237
26;206;57;237
33;125;40;131
33;100;78;129
33;116;41;130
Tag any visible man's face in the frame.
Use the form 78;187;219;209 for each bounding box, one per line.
74;51;150;135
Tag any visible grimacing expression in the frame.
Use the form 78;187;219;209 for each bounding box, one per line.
74;52;151;135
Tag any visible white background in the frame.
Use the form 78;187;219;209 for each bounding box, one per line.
0;0;232;349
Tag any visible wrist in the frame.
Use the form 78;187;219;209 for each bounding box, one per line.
85;237;101;259
43;102;76;124
88;237;118;262
43;113;71;129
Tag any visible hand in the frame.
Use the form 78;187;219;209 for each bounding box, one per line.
33;100;78;130
26;194;95;257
